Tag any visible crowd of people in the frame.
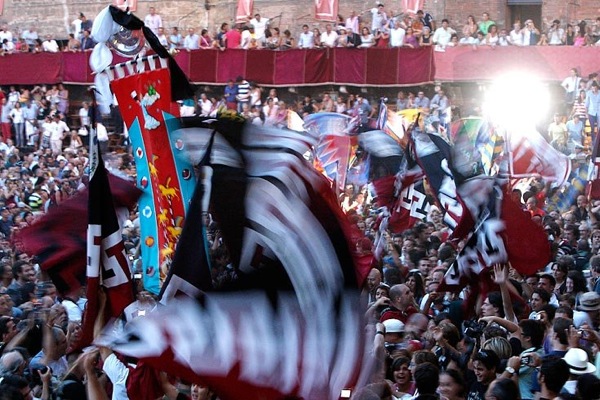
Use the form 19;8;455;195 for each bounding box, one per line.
1;8;600;400
3;6;600;55
0;67;600;398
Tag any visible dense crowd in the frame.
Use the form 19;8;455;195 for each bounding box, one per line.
1;8;600;399
3;6;600;55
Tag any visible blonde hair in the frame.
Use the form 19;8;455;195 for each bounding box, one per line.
482;336;512;360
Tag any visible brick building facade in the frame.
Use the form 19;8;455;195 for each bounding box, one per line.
0;0;598;40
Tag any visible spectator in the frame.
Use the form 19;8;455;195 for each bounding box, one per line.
144;7;163;35
183;28;200;51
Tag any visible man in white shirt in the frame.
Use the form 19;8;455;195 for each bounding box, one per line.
390;24;406;47
50;115;69;156
42;35;59;53
562;68;582;105
0;26;13;44
2;39;14;54
509;22;523;46
320;24;338;47
548;19;564;45
156;27;169;48
432;19;456;49
369;3;387;33
183;28;200;50
298;24;314;49
144;7;163;35
345;10;360;34
249;13;269;45
21;25;38;51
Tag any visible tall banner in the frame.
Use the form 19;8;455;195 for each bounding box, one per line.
109;62;196;295
315;0;338;22
236;0;253;23
401;0;424;14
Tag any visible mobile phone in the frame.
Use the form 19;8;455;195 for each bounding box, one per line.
340;389;352;398
133;273;142;279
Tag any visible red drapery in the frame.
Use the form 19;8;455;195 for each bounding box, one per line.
59;48;435;87
12;46;600;86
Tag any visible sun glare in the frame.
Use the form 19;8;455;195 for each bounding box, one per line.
482;73;550;133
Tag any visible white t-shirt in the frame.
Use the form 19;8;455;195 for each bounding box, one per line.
390;27;406;47
42;40;59;52
250;17;269;40
144;14;163;35
321;31;338;47
79;107;90;126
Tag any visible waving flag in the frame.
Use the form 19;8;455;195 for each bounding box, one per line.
304;113;355;190
507;127;571;186
16;176;140;296
81;127;134;347
377;102;416;148
438;178;550;294
98;119;373;399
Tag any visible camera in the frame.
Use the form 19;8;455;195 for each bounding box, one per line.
521;355;532;366
532;312;543;321
464;319;487;338
578;329;589;339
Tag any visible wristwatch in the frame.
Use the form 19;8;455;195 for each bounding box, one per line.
505;366;516;375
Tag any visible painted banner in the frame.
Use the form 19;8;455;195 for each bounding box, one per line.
236;0;253;23
401;0;424;14
110;65;196;295
315;0;338;22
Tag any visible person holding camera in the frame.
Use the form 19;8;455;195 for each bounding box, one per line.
501;319;545;400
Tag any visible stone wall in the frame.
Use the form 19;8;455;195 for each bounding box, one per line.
1;0;598;40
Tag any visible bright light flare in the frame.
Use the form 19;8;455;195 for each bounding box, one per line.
482;73;550;133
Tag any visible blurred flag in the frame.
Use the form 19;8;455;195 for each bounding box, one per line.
438;179;550;294
100;120;373;399
507;127;571;186
81;129;134;347
304;113;355;191
16;176;140;296
159;133;215;304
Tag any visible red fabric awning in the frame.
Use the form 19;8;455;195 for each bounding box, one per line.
433;46;600;83
5;46;598;87
1;47;436;87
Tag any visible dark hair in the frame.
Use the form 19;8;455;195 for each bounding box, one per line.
414;363;439;395
539;273;556;288
441;369;467;397
0;316;14;337
487;378;520;400
12;260;29;278
540;303;556;323
519;319;545;348
473;349;500;371
577;373;600;399
487;291;505;317
567;270;587;293
532;288;551;304
413;350;439;369
406;271;426;300
553;317;571;346
540;355;570;393
555;305;574;319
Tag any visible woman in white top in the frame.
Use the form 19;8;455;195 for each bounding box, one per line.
359;27;375;48
198;93;213;117
9;102;25;147
485;24;499;46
